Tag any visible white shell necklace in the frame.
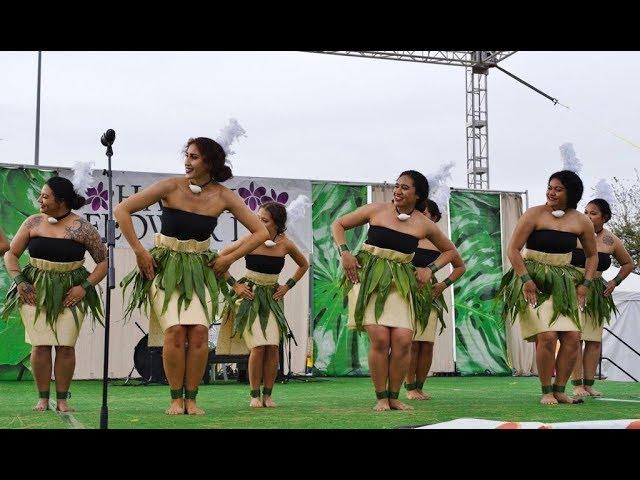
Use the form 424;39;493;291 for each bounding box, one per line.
189;177;213;194
395;206;414;221
47;210;72;224
547;202;566;218
264;233;280;247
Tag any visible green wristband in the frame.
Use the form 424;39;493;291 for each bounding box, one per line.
14;274;27;286
444;277;454;287
285;278;296;289
519;273;532;284
614;275;623;286
582;278;593;288
338;244;349;253
81;279;93;291
427;263;439;274
226;275;237;287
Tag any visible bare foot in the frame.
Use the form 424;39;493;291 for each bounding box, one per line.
165;399;185;415
585;386;602;397
184;399;205;415
250;397;263;408
540;393;558;405
373;399;391;412
573;386;590;397
262;395;277;408
553;392;584;404
56;400;75;413
406;389;422;400
33;399;49;411
389;399;414;411
416;389;432;400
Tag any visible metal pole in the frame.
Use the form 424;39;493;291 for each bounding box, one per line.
34;51;42;165
100;145;116;430
307;259;314;374
495;65;560;106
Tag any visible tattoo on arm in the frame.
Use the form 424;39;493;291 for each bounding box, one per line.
602;234;615;246
65;219;107;263
24;215;43;230
22;283;35;294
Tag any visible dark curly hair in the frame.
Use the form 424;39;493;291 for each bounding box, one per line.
398;170;430;212
587;198;612;223
548;170;584;210
184;137;233;182
45;176;86;210
424;199;442;223
260;201;287;235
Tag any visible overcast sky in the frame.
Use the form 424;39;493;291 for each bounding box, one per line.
2;51;639;208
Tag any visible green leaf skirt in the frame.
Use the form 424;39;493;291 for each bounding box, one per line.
1;257;103;343
342;244;430;333
576;268;618;331
414;280;448;339
496;249;616;336
497;256;582;329
221;270;289;348
120;234;227;327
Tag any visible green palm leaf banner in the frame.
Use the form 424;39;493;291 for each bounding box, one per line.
311;183;369;376
0;167;55;379
449;191;510;375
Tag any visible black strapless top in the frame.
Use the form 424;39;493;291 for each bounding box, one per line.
160;205;218;242
526;229;577;254
412;248;440;268
570;248;612;272
245;254;285;275
365;225;419;255
28;237;86;262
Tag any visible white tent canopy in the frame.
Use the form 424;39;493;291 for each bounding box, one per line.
601;271;640;382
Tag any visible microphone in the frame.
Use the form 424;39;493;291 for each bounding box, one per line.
100;129;116;147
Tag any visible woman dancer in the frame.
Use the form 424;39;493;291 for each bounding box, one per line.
2;176;106;412
118;134;269;415
220;200;309;407
570;198;634;396
333;170;458;411
405;199;465;400
497;170;598;405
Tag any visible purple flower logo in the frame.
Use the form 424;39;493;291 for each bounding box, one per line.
238;182;266;211
267;188;289;205
238;182;289;211
85;182;109;211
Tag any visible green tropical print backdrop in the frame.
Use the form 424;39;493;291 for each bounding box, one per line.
449;191;510;375
311;183;369;376
0;167;55;380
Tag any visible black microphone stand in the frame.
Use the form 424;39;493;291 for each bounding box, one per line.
99;130;116;430
279;317;306;384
